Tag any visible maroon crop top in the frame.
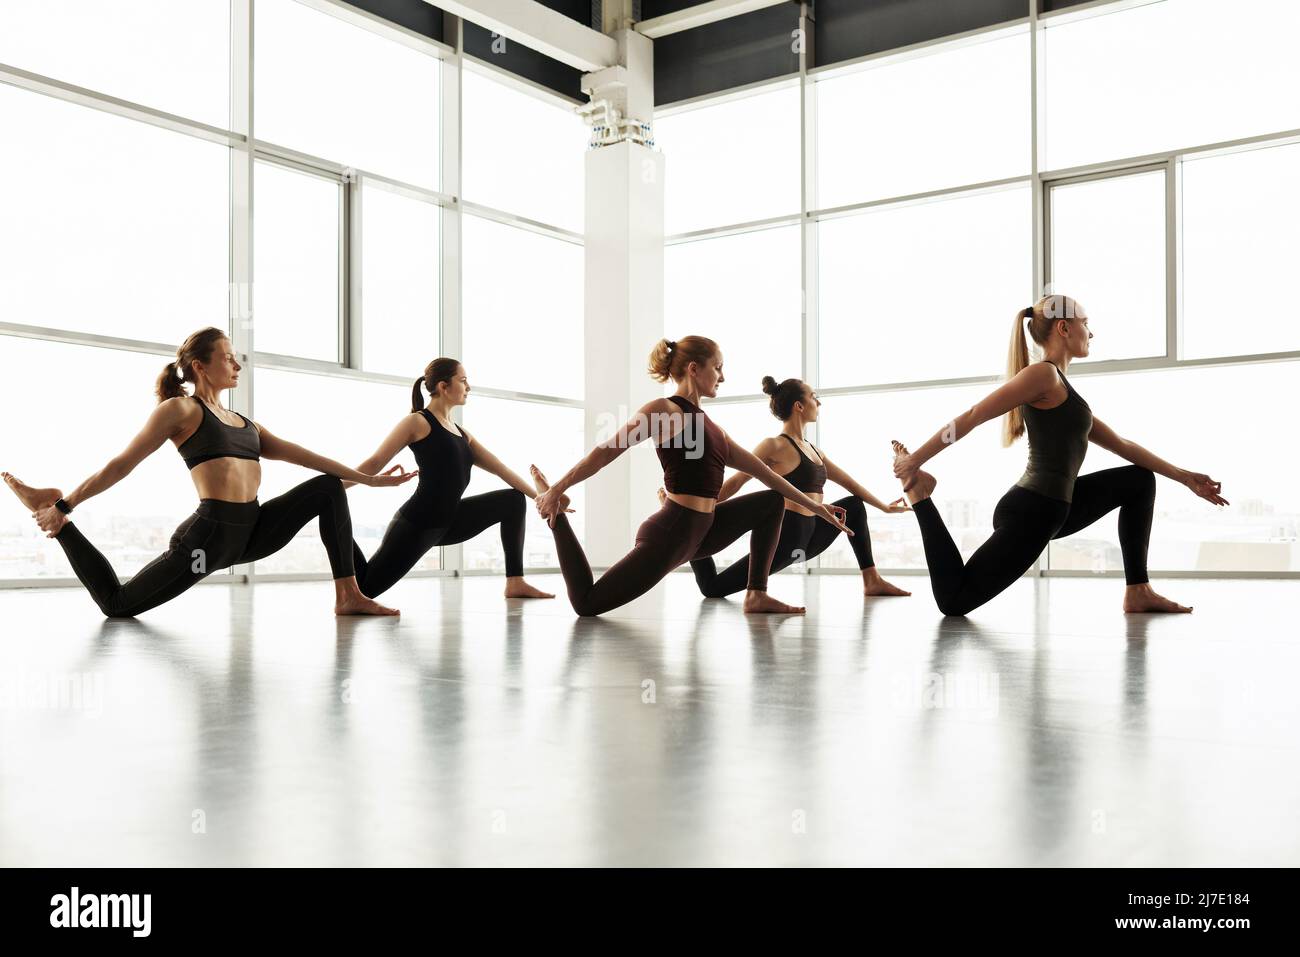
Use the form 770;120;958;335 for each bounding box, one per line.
655;395;728;498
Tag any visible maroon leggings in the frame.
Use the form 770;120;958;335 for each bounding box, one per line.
548;490;786;616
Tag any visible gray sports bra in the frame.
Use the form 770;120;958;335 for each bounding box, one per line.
177;397;261;470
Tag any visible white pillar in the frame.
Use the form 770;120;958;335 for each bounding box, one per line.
582;27;663;567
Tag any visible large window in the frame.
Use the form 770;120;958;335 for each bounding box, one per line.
255;0;440;187
1048;170;1167;363
252;161;341;361
0;0;230;127
1181;141;1300;360
816;29;1030;209
360;182;440;376
1042;0;1300;171
0;85;228;345
461;67;586;232
664;226;802;396
656;84;801;234
819;186;1031;388
461;216;583;398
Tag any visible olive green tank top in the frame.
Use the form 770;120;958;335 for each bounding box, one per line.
1014;361;1092;503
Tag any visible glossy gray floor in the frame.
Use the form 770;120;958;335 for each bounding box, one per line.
1;573;1297;867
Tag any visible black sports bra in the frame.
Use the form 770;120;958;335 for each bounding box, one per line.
779;434;826;494
177;397;261;470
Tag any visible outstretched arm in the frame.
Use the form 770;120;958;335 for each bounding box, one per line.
715;437;781;503
822;454;909;513
726;440;851;534
344;414;421;490
904;364;1056;469
535;398;674;521
463;430;547;500
259;425;417;489
1089;416;1228;505
33;398;189;533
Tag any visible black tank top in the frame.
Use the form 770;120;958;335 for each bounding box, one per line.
779;434;826;494
1015;361;1093;503
655;396;728;499
399;410;474;524
177;397;261;470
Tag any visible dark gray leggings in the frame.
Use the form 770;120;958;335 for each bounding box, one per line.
55;474;355;618
549;490;786;617
353;488;527;598
912;465;1156;616
690;495;876;598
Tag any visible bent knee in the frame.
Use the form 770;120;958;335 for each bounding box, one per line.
838;496;867;520
1126;465;1156;498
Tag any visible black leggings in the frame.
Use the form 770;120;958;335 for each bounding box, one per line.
353;488;527;598
54;474;356;618
690;494;876;598
911;464;1156;616
548;489;786;616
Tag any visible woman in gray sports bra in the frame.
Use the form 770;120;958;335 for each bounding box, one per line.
4;326;415;618
889;295;1228;616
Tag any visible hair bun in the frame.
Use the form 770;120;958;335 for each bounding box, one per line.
666;339;677;353
761;375;778;395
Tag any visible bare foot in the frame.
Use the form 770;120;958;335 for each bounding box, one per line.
505;577;555;599
1123;583;1192;614
743;590;806;615
890;441;937;504
335;595;400;616
2;472;62;512
657;487;667;508
529;464;551;492
863;568;911;597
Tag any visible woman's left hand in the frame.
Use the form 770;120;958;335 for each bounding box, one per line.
813;502;852;535
1183;471;1229;506
366;465;419;488
881;496;912;513
34;505;68;537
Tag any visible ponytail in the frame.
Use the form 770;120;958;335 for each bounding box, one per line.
1002;295;1078;447
414;357;461;411
157;326;227;404
647;335;718;383
1002;307;1035;446
155;361;186;402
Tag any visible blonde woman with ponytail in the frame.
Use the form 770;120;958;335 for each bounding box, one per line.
530;336;851;617
889;295;1227;616
342;358;559;600
3;327;414;617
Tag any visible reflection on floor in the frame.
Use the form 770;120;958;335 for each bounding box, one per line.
1;573;1296;866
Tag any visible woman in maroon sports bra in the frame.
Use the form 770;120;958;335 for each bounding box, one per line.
531;336;850;617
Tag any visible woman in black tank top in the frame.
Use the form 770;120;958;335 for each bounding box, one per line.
688;375;913;599
889;295;1227;616
345;358;560;601
530;336;852;618
4;327;416;618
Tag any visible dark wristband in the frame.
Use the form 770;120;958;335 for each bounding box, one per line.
54;498;73;515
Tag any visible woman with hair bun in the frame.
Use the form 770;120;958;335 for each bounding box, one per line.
530;335;852;617
686;375;912;599
343;357;559;600
891;294;1227;616
2;326;414;617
